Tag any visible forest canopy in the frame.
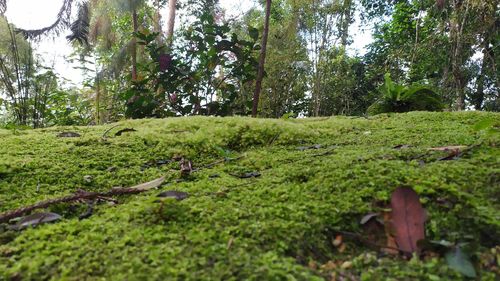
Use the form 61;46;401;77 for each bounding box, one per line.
0;0;498;127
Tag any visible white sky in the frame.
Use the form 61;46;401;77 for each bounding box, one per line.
3;0;372;87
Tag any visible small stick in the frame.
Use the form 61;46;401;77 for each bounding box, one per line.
0;183;163;223
101;124;120;139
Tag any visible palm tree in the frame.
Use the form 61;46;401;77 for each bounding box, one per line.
0;0;144;80
1;0;75;40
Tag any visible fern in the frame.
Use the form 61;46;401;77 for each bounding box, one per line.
368;73;443;115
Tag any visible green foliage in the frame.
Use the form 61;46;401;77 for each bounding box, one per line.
125;11;260;118
314;48;376;116
367;73;443;115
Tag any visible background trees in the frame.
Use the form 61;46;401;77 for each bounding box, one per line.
0;0;498;127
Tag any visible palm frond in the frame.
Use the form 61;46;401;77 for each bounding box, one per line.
67;1;91;45
17;0;74;40
0;0;6;15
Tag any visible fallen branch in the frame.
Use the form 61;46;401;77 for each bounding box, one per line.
0;176;165;223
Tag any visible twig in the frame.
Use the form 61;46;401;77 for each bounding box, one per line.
101;124;120;139
0;177;165;223
198;155;246;170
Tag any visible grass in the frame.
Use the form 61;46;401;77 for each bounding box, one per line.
0;111;499;280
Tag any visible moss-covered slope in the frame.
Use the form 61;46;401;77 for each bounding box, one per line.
0;112;499;280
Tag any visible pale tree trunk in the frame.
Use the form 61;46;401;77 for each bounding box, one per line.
252;0;271;118
165;0;177;48
153;0;163;45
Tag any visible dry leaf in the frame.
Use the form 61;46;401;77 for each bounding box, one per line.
383;211;399;255
428;146;467;151
332;235;343;247
340;261;353;269
227;237;234;250
360;213;379;225
57;132;80;138
13;212;62;230
130;176;166;191
338;243;346;253
391;187;426;254
321;261;337;271
157;190;189;201
180;158;193;177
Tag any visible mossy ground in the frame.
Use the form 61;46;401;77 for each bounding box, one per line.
0;112;498;280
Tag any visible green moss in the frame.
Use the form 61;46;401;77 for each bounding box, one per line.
0;112;498;280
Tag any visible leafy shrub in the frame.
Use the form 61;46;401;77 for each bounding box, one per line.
367;73;443;115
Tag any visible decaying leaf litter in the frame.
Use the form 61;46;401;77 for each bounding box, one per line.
0;112;499;280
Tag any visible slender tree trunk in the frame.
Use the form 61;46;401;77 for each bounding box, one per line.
340;0;353;49
252;0;272;118
131;10;138;81
165;0;177;48
154;0;162;45
450;0;469;111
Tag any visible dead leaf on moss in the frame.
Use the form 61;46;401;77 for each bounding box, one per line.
361;213;386;247
390;187;426;254
297;144;322;151
438;149;462;161
360;213;379;225
332;235;343;247
231;172;261;179
128;176;166;191
157;190;189;201
57;132;80;138
428;146;467;151
393;144;411;149
180;158;193;177
12;212;62;230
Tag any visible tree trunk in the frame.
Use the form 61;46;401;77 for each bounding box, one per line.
340;0;353;48
252;0;272;118
153;0;162;45
165;0;177;48
450;0;469;111
131;9;138;81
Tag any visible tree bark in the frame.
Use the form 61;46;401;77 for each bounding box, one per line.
340;0;353;48
252;0;272;118
153;0;163;45
131;9;138;81
450;0;469;111
165;0;177;48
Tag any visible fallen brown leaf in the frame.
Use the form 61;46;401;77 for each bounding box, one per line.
390;187;426;254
